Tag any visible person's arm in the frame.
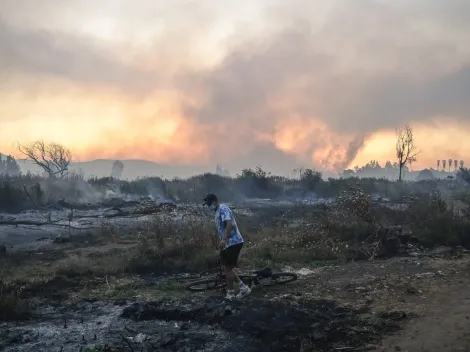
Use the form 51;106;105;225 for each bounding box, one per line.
219;207;232;248
222;220;233;244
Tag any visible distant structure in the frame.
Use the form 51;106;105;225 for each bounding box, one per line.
416;169;434;181
111;160;124;179
215;164;230;177
435;159;465;172
0;154;21;176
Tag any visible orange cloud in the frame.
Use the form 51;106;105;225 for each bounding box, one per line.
349;119;470;170
1;85;469;173
1;1;470;175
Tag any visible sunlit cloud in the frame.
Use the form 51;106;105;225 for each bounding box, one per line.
0;0;469;174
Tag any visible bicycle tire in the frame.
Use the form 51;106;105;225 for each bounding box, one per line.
174;275;201;282
185;278;225;292
256;272;298;286
198;267;221;278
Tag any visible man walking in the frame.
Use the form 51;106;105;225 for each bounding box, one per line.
203;193;251;300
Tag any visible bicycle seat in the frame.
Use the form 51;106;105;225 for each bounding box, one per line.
254;267;272;278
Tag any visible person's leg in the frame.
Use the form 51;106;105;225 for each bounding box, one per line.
225;265;235;290
232;243;251;297
233;271;241;284
220;247;235;299
223;243;250;299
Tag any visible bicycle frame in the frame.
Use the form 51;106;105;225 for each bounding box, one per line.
213;255;258;291
215;255;227;295
185;257;298;293
211;254;253;294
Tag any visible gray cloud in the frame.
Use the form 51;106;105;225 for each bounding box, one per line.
0;19;160;93
178;0;470;168
227;141;303;176
1;0;469;171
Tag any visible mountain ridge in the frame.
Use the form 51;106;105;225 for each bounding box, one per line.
10;156;211;180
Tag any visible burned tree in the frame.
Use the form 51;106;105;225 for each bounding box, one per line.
18;141;72;178
395;125;419;182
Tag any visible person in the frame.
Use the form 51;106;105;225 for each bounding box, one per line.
203;193;251;300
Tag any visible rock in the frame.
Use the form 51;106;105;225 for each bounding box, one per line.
297;268;314;276
160;334;176;347
113;299;127;306
405;286;418;295
53;234;71;243
415;272;435;279
377;311;408;321
134;333;147;343
224;305;233;315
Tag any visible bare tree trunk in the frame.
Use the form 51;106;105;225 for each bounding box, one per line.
395;125;419;182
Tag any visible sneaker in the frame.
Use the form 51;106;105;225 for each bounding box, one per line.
236;285;251;298
224;291;235;301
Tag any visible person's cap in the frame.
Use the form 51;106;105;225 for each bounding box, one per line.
203;193;218;205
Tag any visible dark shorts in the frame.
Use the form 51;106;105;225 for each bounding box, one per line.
220;243;243;267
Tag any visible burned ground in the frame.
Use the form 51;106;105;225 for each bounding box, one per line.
1;175;470;351
120;297;402;351
1;250;469;352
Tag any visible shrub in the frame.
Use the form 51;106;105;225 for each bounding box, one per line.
406;191;470;247
0;281;31;321
0;177;26;212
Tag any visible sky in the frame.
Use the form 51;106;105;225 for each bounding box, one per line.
0;0;469;174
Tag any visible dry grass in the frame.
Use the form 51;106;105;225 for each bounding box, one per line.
0;281;32;321
1;187;470;318
68;277;185;303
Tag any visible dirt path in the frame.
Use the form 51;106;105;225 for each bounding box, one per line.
375;272;470;352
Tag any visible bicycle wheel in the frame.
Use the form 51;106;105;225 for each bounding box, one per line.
174;274;202;282
257;272;298;286
185;278;225;292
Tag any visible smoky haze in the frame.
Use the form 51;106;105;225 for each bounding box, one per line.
0;0;469;173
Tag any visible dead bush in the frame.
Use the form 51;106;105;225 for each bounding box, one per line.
53;252;128;277
0;280;31;321
407;190;470;247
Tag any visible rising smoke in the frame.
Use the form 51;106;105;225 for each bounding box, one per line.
0;0;469;172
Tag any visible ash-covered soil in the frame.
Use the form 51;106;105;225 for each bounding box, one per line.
0;295;402;352
120;296;402;352
2;250;470;352
2;197;470;352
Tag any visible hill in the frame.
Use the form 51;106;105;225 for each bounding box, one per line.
4;152;461;181
13;158;211;180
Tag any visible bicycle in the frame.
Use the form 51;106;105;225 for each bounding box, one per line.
185;256;298;292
